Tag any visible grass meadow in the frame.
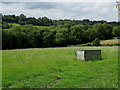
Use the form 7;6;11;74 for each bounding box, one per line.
2;46;119;88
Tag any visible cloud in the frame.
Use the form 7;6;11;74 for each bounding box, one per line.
24;2;58;9
1;0;116;2
1;2;118;21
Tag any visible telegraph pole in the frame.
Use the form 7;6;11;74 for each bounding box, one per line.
116;1;120;22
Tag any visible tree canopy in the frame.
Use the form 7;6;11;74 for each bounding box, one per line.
2;14;120;49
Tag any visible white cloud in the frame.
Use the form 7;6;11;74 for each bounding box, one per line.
1;2;118;21
1;0;116;2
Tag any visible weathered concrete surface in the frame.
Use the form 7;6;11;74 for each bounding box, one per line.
77;50;101;61
77;50;85;60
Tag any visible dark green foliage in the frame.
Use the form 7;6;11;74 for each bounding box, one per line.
2;22;11;29
85;23;113;41
81;42;93;47
2;30;14;49
18;21;26;25
2;14;120;26
70;25;85;44
2;14;120;49
92;38;100;46
26;17;39;25
55;27;69;46
19;14;26;22
112;26;120;37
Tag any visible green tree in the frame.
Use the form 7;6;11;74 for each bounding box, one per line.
2;29;14;49
18;14;26;25
10;26;30;48
40;17;53;26
2;22;11;29
93;23;105;39
102;23;113;38
70;25;85;44
26;17;39;25
112;26;120;38
19;14;26;21
92;38;100;46
55;27;69;46
85;27;96;41
87;23;112;40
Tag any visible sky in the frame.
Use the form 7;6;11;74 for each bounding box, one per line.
1;0;118;22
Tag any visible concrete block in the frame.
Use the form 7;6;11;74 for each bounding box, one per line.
77;50;101;61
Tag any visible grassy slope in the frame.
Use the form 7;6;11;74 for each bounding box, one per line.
100;39;120;45
2;46;118;88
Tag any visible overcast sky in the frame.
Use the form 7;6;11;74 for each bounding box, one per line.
1;1;118;21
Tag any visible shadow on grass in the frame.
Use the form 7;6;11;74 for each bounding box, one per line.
74;57;104;62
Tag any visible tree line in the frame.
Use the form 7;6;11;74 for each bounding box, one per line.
2;14;120;49
2;14;120;27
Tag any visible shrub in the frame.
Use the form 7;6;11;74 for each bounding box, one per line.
92;38;100;46
81;42;93;47
117;37;120;39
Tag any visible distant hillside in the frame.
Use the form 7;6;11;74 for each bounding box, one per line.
2;14;120;27
2;14;120;49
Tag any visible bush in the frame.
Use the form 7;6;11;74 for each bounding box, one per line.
112;26;120;37
92;38;100;46
81;42;93;47
117;37;120;39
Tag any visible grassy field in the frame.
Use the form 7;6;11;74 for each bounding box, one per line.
2;46;119;88
100;39;120;45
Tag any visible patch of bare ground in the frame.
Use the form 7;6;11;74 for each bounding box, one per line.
42;77;61;88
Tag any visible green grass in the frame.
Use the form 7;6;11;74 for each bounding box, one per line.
2;46;119;88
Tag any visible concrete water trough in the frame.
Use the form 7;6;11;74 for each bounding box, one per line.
76;50;101;61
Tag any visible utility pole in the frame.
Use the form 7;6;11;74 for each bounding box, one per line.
116;1;120;22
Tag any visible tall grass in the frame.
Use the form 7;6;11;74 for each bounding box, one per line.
2;46;118;88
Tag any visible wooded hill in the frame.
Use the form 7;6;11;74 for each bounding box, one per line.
2;14;120;49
